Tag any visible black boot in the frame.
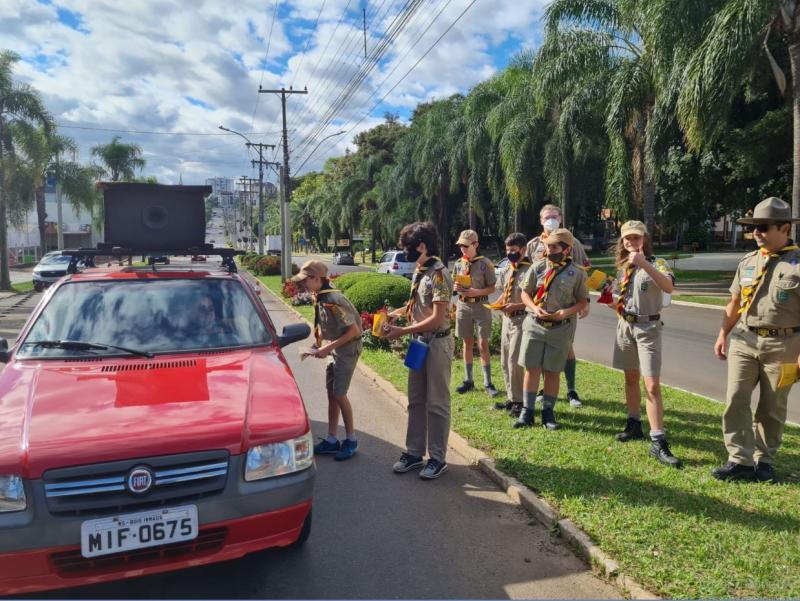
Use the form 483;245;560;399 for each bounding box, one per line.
494;399;513;411
755;462;776;482
541;407;559;431
649;438;682;469
456;380;475;394
615;417;644;442
513;408;535;428
508;402;523;418
711;461;756;482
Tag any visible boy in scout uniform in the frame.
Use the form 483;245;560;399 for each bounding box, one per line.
452;229;498;398
515;228;588;429
608;221;682;468
493;233;533;416
713;197;800;482
384;222;455;479
527;204;591;408
292;260;363;461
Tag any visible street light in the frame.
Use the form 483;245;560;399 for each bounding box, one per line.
295;130;347;173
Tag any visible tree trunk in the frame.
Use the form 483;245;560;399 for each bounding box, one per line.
36;186;46;255
562;163;571;229
643;175;656;236
790;42;800;242
0;113;9;290
371;223;377;264
438;183;449;261
468;196;476;231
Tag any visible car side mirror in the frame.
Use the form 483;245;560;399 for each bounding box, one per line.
0;338;9;363
278;323;311;348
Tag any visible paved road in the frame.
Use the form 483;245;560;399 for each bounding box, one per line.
7;271;617;600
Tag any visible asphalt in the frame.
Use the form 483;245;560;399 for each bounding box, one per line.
11;266;618;600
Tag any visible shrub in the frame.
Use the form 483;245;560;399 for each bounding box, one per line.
344;273;411;313
453;316;502;355
254;255;281;276
334;271;377;291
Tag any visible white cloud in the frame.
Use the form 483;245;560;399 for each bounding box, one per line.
7;0;547;183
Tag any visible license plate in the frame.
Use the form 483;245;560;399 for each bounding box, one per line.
80;505;198;558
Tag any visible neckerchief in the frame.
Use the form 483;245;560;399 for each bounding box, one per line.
533;258;571;307
312;286;335;347
738;243;800;315
458;255;484;276
615;263;636;317
405;257;441;321
500;258;531;305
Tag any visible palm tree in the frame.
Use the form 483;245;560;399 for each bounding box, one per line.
91;135;145;181
0;50;52;290
677;0;800;236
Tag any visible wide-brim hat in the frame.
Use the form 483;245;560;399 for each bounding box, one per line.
545;228;574;248
738;197;799;225
456;229;479;246
620;220;648;238
291;259;327;282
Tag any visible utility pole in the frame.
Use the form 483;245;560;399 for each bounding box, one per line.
258;86;308;281
238;175;248;251
245;142;275;254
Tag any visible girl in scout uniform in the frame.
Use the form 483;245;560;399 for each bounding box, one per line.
609;221;681;468
384;222;454;480
292;260;363;461
515;228;588;430
453;229;498;399
493;233;532;416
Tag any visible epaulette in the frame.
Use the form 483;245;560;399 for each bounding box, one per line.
743;249;759;259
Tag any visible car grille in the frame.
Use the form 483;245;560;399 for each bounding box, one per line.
43;450;229;516
50;527;227;576
38;270;64;278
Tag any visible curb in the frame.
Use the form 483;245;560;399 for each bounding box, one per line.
256;277;660;599
587;290;724;311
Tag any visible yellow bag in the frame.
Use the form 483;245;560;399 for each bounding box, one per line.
777;363;799;389
586;269;608;291
372;312;387;337
455;274;472;288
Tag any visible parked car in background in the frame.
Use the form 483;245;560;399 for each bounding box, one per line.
494;257;509;280
376;250;415;279
32;252;82;292
147;255;170;265
191;255;207;262
332;251;354;266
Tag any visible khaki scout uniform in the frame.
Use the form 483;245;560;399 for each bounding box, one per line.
453;256;496;340
527;235;591;270
496;259;532;403
612;257;674;377
724;247;800;466
315;288;363;397
518;260;588;372
405;259;455;464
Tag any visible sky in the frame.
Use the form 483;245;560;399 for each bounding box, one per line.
6;0;548;186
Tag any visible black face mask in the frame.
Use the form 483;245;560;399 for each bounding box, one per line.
548;252;565;263
405;247;421;262
506;252;521;263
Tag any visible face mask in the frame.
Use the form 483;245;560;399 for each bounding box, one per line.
405;247;421;262
543;218;560;232
506;252;521;263
548;252;564;263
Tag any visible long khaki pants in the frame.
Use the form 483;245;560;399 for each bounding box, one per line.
500;316;524;403
406;334;454;463
723;329;800;465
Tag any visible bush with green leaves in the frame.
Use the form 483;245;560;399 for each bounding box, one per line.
253;255;281;276
333;271;377;291
453;317;502;355
343;273;411;313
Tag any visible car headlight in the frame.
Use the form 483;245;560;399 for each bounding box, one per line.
244;432;314;482
0;475;26;513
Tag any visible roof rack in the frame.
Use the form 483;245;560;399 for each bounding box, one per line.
61;245;244;274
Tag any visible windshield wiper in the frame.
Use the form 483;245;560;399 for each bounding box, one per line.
23;340;154;358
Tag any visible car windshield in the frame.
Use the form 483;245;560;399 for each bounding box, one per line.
17;278;272;358
394;251;407;262
40;255;72;265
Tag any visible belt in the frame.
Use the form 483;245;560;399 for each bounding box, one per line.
747;325;800;337
417;329;451;340
507;310;525;318
534;317;571;328
622;311;660;324
459;295;489;304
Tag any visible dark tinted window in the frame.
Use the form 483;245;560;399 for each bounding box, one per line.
394;251;407;262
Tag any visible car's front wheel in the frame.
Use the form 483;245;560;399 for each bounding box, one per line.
33;281;42;292
290;509;312;548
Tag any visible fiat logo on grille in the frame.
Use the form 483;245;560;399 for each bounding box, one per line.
127;467;154;494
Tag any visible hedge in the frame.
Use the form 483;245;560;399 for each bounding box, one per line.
343;273;411;313
333;271;378;291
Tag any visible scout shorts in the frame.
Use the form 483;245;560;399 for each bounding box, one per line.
518;316;575;373
325;343;361;397
613;319;662;377
456;302;493;340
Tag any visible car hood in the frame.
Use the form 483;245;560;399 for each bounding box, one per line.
0;348;308;478
33;263;69;273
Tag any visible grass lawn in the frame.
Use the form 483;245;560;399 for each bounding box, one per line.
260;270;800;598
11;281;34;294
673;295;729;307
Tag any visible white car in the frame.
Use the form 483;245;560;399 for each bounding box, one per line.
376;250;415;279
32;252;83;291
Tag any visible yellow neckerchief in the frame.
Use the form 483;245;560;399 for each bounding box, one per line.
458;254;484;276
615;263;636;317
739;243;800;315
405;257;442;321
533;257;571;307
500;258;531;305
312;287;335;346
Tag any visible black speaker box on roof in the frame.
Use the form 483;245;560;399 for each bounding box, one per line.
101;183;211;251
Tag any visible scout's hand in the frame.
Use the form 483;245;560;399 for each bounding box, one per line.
531;305;551;319
383;325;404;340
456;284;472;295
714;332;728;360
500;304;515;314
549;309;567;321
628;250;647;268
314;346;331;359
579;304;590;319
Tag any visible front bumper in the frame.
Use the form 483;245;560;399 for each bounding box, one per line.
0;455;315;595
32;272;65;286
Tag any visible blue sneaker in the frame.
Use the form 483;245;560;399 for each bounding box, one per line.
334;439;358;461
314;438;340;455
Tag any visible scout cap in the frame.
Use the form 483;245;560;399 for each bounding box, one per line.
291;259;327;282
456;229;479;246
546;228;574;248
620;220;648;237
738;197;800;224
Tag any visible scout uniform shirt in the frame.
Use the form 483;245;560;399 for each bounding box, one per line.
527;235;591;270
731;246;800;328
521;259;588;316
452;255;496;303
407;257;454;335
496;259;532;322
615;257;675;317
315;287;363;353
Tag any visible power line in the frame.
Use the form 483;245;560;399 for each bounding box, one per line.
288;0;329;89
55;123;285;136
250;0;281;129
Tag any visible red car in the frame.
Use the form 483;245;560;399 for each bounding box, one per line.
0;263;314;595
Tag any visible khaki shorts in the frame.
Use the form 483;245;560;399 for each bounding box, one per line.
613;319;662;377
518;315;576;372
456;302;493;340
326;342;362;397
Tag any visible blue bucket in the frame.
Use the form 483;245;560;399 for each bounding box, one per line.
404;338;429;370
